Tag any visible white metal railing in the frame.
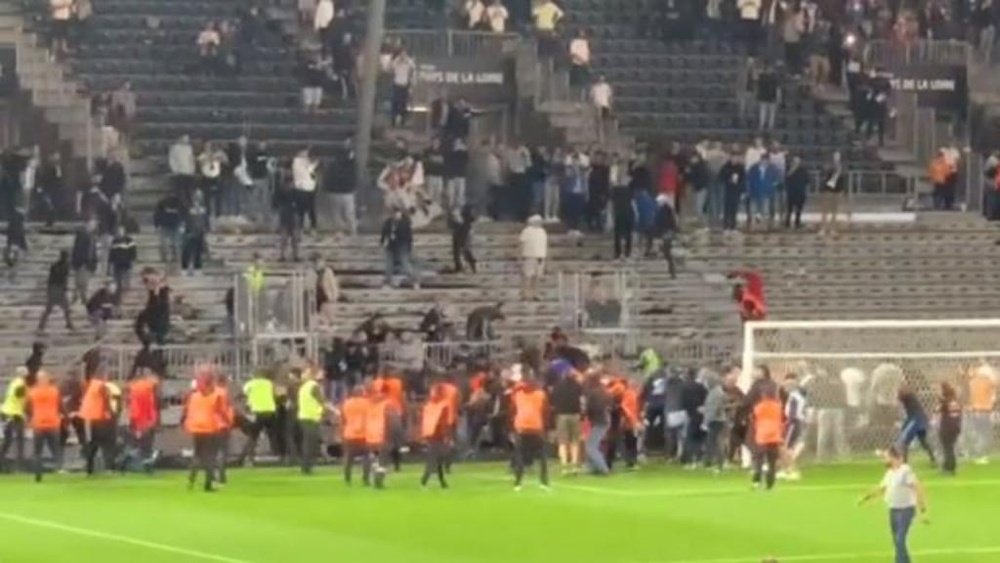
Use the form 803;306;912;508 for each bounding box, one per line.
377;339;514;368
864;39;971;69
388;29;519;59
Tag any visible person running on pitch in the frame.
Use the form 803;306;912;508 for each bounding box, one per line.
420;383;452;489
26;371;62;481
364;383;391;489
341;384;369;485
511;374;550;492
751;386;783;491
183;370;228;492
897;385;937;466
298;366;333;475
858;445;929;563
0;366;32;472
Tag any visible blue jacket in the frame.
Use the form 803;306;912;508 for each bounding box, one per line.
747;162;780;199
634;190;656;231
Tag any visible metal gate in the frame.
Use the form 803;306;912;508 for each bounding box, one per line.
557;269;640;358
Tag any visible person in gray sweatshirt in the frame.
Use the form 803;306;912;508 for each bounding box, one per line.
701;370;728;472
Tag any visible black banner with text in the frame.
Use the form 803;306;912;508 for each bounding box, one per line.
887;64;967;112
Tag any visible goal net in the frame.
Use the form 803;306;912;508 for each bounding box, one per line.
742;319;1000;461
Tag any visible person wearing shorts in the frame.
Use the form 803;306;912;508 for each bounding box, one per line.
549;364;583;474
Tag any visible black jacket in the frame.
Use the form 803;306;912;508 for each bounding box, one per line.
785;165;811;199
719;162;745;196
653;203;677;237
323;151;357;194
380;216;413;252
47;257;70;289
153;195;185;230
108;234;136;270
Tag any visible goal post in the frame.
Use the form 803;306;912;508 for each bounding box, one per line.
741;319;1000;460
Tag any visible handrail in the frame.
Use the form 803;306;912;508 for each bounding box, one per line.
386;29;519;59
864;39;971;69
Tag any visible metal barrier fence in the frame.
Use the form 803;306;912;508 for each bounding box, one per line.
865;39;971;69
377;339;514;368
387;29;519;58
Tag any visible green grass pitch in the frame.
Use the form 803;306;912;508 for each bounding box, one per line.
0;461;998;562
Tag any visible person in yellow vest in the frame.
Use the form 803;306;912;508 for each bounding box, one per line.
26;371;62;482
1;367;32;472
239;369;279;466
420;383;452;489
298;366;332;475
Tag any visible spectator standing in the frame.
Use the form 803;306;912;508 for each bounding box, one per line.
276;187;302;262
389;50;416;127
181;192;209;275
139;269;170;345
313;255;340;326
169;135;196;199
720;152;745;233
483;142;504;220
70;221;98;305
197;22;221;73
225;135;253;218
444;137;469;212
49;0;73;59
34;153;63;226
685;152;710;221
702;372;727;472
863;68;890;147
448;204;477;273
652;195;677;278
587;151;610;232
86;281;114;340
551;369;583;475
505;141;531;221
532;0;564;57
747;153;779;230
737;0;762;54
423;137;446;206
569;29;591;101
314;0;335;45
153;191;185;264
518;215;547;300
109;81;137;142
582;376;611;475
247;141;272;224
197;142;226;217
811;369;848;461
590;75;613;142
782;6;805;75
485;0;509;32
300;52;326;113
36;250;74;332
563;149;589;235
544;147;564;221
756;65;780;131
324;139;358;236
966;362;996;464
107;225;136;303
819;150;846;235
784;155;809;229
528;146;549;216
929;149;956;210
381;209;419;289
633;184;656;256
464;0;487;29
292;148;319;232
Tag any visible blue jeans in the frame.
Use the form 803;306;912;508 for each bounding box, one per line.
384;248;417;287
158;228;182;263
585;422;610;474
531;180;545;215
889;507;915;563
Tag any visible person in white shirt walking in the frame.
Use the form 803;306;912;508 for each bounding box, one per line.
390;50;416;127
292;148;319;232
858;446;929;563
519;215;547;301
590;75;613;143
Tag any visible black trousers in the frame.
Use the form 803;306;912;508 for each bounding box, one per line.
364;444;388;488
785;193;805;228
940;428;959;474
189;433;218;491
240;412;279;462
343;439;367;484
38;292;73;331
513;432;548;486
60;416;86;448
661;235;676;278
613;221;634;258
297;191;317;230
622;428;638;468
451;233;476;272
33;429;62;481
421;439;449;488
181;235;205;270
299;420;321;474
84;420;117;475
723;190;740;230
752;443;780;489
216;430;231;483
0;415;26;470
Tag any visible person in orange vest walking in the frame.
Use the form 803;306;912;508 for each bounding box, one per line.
439;374;461;473
79;372;115;475
340;384;369;485
213;371;236;485
420;383;453;489
183;371;228;492
751;386;784;490
619;379;642;470
364;383;391;489
511;375;550;491
126;367;160;471
26;371;63;482
381;370;406;472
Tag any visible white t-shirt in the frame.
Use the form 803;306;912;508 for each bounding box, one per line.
839;367;866;408
292;155;317;192
591;82;613;108
50;0;72;21
738;0;761;20
392;57;414;87
200;153;221;178
486;4;509;32
465;0;485;28
744;145;764;171
519;225;548;259
942;147;961;168
881;465;918;509
569;38;590;65
314;0;335;30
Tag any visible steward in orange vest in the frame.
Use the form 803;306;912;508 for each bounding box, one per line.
751;388;784;491
420;384;452;489
26;371;62;482
340;384;370;486
510;376;550;490
183;374;227;492
364;384;391;489
213;372;235;485
80;374;115;476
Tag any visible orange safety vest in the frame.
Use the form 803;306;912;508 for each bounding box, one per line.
365;397;389;446
969;374;997;411
128;377;158;431
27;383;61;431
621;388;640;430
341;396;369;442
421;399;450;441
185;390;221;435
214;385;234;430
753;398;784;446
441;382;460;427
384;377;405;414
79;378;109;423
513;388;546;433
